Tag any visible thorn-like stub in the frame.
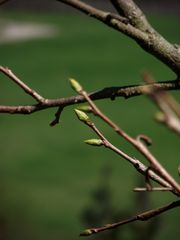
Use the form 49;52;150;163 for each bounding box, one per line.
69;78;82;93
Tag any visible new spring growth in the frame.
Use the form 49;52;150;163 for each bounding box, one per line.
77;105;92;113
74;109;90;123
80;229;92;236
69;78;82;93
84;139;103;146
155;112;166;123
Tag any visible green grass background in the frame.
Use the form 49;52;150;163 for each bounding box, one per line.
0;10;180;240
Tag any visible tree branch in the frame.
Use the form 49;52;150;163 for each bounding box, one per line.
0;66;179;115
0;66;45;103
57;0;180;76
110;0;151;31
73;80;180;195
80;200;180;236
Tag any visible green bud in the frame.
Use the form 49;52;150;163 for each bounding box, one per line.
84;139;103;146
155;112;165;123
77;105;92;113
69;78;82;93
74;109;90;123
80;229;92;236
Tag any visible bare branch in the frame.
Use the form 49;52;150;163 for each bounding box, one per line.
71;80;180;196
1;67;179;192
49;106;64;126
79;111;173;193
76;83;180;194
0;66;45;103
57;0;147;41
57;0;180;76
1;66;179;115
110;0;152;31
80;200;180;236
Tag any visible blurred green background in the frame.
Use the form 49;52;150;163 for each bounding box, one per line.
0;8;180;240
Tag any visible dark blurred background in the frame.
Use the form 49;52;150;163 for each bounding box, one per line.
1;0;180;14
0;1;180;240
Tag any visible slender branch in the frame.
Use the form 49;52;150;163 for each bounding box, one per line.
110;0;152;32
81;113;173;194
49;106;64;126
1;66;180;193
77;84;180;194
57;0;148;41
0;66;179;115
80;200;180;236
57;0;180;76
0;66;45;103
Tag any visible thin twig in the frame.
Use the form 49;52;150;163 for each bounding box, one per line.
82;115;174;194
57;0;180;76
0;66;45;103
80;200;180;236
57;0;148;42
78;86;180;195
0;66;179;115
49;106;64;126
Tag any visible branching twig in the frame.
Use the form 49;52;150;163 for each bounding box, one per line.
80;200;180;236
1;67;180;192
0;66;179;115
70;79;180;195
73;80;180;195
75;107;173;194
57;0;180;76
49;106;64;126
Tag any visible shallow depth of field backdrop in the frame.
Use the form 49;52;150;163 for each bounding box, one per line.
0;1;180;240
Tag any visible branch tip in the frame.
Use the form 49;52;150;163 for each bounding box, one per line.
84;139;103;146
74;109;90;123
69;78;83;93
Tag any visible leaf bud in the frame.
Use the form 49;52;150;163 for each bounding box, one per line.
69;78;82;93
77;105;92;113
74;109;90;123
84;139;103;146
80;229;92;236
